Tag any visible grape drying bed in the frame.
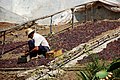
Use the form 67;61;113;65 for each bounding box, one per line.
21;26;120;79
0;20;120;69
48;20;120;51
77;38;120;64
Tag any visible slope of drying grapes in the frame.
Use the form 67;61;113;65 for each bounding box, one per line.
77;38;120;64
48;20;120;51
0;20;120;68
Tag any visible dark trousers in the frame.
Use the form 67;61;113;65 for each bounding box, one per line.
28;39;50;58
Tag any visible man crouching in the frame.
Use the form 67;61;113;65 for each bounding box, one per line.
25;28;50;59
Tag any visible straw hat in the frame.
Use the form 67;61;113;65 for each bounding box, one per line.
25;28;34;36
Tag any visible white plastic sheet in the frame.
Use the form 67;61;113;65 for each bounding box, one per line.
53;10;72;25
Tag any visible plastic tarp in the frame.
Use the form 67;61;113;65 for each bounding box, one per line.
0;0;119;24
103;5;120;12
0;6;27;23
53;10;72;25
98;0;120;7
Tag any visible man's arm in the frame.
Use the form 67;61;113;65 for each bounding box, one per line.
32;46;39;51
25;46;39;56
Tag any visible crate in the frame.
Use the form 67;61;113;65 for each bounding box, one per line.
46;49;63;59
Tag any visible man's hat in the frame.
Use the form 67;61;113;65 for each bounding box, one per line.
25;28;34;36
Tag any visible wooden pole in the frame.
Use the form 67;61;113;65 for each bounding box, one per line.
85;4;87;23
2;31;6;54
71;8;74;28
50;16;53;34
92;2;94;22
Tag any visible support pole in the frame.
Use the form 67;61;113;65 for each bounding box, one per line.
50;16;53;34
33;21;37;32
92;2;94;22
2;31;6;55
71;8;74;28
84;4;87;23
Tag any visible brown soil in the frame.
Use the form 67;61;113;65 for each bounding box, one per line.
0;72;17;80
0;22;16;29
58;71;78;80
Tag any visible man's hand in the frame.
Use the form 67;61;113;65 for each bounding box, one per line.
24;52;30;56
33;46;39;51
24;46;39;56
31;46;39;54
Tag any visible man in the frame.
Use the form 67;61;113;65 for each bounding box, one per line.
25;28;50;59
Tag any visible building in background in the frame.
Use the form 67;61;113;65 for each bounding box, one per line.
74;0;120;23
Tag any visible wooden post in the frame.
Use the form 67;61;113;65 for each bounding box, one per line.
84;4;87;23
92;2;94;22
34;21;37;32
2;31;6;54
71;8;74;28
50;16;53;34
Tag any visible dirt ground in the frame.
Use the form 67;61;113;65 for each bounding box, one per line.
58;71;78;80
0;71;78;80
0;72;17;80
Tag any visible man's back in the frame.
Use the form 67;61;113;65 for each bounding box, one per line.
33;33;50;48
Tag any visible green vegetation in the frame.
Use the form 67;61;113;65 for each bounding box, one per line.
77;55;120;80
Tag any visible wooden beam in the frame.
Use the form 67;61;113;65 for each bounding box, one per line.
2;31;6;54
61;66;86;71
85;4;87;23
0;68;30;71
50;16;53;34
92;2;95;22
71;8;74;28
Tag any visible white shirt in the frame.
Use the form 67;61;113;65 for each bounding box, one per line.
33;33;50;48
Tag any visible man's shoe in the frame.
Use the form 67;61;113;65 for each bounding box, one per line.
38;55;45;58
31;55;39;60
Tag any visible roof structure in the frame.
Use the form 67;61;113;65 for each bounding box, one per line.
75;0;120;12
98;0;120;7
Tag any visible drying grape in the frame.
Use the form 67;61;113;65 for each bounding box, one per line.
0;20;120;68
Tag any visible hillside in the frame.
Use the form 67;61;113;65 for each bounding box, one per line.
0;20;120;68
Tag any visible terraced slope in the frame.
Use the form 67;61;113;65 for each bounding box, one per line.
77;38;120;64
48;21;120;51
0;20;120;68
